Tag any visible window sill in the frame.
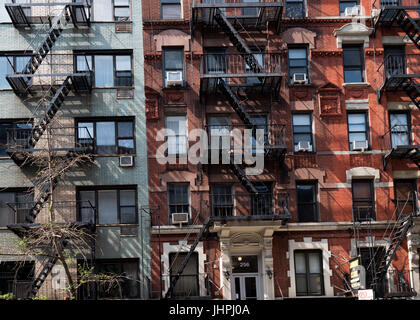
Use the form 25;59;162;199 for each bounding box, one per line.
342;82;370;88
97;224;138;227
92;86;134;90
288;83;314;88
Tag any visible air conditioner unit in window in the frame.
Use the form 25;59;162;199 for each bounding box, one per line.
172;212;189;225
165;71;183;87
119;155;134;167
292;73;308;84
297;141;311;152
352;140;368;152
345;6;361;17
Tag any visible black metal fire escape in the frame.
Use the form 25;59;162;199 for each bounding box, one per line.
4;2;93;299
374;2;420;50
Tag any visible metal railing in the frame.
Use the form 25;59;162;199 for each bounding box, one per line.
200;52;283;78
377;53;420;87
381;124;420;151
353;205;376;222
5;200;96;225
206;123;286;150
373;0;420;9
5;126;95;153
380;269;417;297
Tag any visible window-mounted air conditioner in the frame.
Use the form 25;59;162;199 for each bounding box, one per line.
292;73;308;84
297;141;312;152
171;212;189;225
165;71;183;87
119;155;134;167
352;140;368;152
345;6;361;17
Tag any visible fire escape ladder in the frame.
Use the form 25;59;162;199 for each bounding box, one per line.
229;153;259;195
164;217;214;299
213;8;264;75
22;9;70;78
29;78;73;148
394;10;420;50
401;79;420;110
217;78;255;127
26;254;59;299
374;213;414;292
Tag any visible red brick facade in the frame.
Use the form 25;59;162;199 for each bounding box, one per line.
143;0;420;299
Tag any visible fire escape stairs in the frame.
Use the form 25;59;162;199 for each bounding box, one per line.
229;153;259;195
164;217;214;299
373;212;418;297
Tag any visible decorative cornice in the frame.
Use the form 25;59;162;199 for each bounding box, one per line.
311;50;342;57
143;19;191;27
366;49;384;56
144;53;162;61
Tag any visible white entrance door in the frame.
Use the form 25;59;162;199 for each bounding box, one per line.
232;275;259;300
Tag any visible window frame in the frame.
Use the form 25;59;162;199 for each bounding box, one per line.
394;179;418;216
169;252;199;297
0;119;33;157
284;0;306;18
342;45;365;83
347;112;370;151
161;0;182;20
113;0;131;21
294;250;325;296
210;184;234;217
352;179;375;221
165;115;188;156
389;111;411;148
76;186;138;225
0;52;33;90
74;51;133;88
162;46;185;87
292;113;314;152
339;0;360;16
0;188;33;226
296;181;318;222
167;183;190;222
76;117;135;155
288;45;309;84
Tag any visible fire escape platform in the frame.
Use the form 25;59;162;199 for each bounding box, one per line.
383;145;420;169
5;73;92;96
7;222;96;238
375;6;420;27
192;2;283;31
5;2;90;28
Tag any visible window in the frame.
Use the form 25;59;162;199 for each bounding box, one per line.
394;180;417;216
168;184;190;218
161;0;182;19
163;47;184;87
296;182;318;222
251;183;273;216
384;46;405;76
242;0;261;16
92;0;131;21
78;187;137;225
339;0;359;16
166;116;187;155
114;0;130;21
208;116;230;151
77;119;134;155
0;121;32;156
0;54;31;89
380;0;400;8
249;115;268;152
169;252;199;297
211;185;234;217
352;180;375;221
389;112;410;147
205;48;227;74
0;190;33;226
359;247;385;289
245;48;265;84
294;250;324;296
285;0;305;18
292;114;313;152
347;113;369;151
75;53;133;87
0;262;34;299
95;260;139;299
343;45;364;83
288;46;309;83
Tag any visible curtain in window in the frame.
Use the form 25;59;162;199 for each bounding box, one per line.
166;116;187;155
98;190;118;224
93;0;113;21
117;121;134;153
94;55;114;87
115;56;132;86
96;122;116;154
161;0;182;19
0;193;15;226
390;113;409;147
0;56;14;89
348;114;367;148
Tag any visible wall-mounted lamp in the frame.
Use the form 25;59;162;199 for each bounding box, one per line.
224;271;230;280
266;268;273;280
